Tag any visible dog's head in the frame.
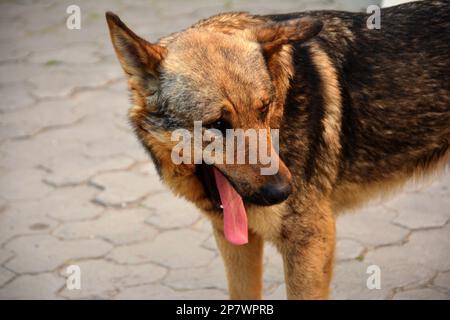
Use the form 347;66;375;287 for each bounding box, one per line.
106;12;322;212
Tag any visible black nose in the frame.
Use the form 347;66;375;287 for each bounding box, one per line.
250;174;292;206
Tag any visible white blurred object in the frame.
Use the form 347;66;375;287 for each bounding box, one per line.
381;0;418;8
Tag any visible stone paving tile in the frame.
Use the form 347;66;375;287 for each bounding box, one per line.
0;83;35;113
0;267;15;287
36;185;104;222
336;205;409;247
116;284;227;300
136;162;160;176
44;155;134;187
265;284;286;300
16;2;67;34
108;230;215;268
393;288;450;300
0;135;86;170
263;244;284;287
0;168;53;201
59;259;167;299
53;208;158;245
332;256;440;300
0;99;83;139
0;273;64;300
0;203;59;245
28;64;122;99
0;248;14;265
4;235;113;274
369;261;435;294
70;89;129;118
0;64;46;86
331;260;391;299
386;192;450;229
434;271;450;291
336;239;365;261
92;171;166;207
28;43;101;65
81;135;147;160
201;235;217;251
365;224;450;272
421;175;450;197
163;257;227;291
35;112;127;146
142;192;201;229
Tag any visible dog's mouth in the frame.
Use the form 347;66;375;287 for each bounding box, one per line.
196;164;248;246
196;164;222;211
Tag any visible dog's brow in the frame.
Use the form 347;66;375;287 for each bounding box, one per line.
222;92;238;115
201;106;223;124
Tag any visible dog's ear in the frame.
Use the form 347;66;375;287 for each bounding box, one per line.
106;11;166;92
255;17;323;58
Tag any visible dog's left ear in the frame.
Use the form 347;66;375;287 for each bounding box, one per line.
106;11;166;93
256;17;323;58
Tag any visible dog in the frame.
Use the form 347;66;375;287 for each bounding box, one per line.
106;0;450;299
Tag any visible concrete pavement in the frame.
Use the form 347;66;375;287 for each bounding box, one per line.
0;0;448;299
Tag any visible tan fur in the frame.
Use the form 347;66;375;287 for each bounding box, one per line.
276;197;336;299
213;225;264;299
308;42;343;192
247;203;285;241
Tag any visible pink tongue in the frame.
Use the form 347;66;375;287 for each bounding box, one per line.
213;168;248;245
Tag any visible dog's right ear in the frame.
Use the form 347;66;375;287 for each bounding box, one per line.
106;12;166;92
256;17;323;59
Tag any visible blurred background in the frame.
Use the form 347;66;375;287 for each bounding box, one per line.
0;0;448;299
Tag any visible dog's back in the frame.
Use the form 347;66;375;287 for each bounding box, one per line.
267;1;450;211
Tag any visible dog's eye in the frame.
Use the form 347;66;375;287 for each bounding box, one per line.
259;102;271;119
259;97;273;116
205;119;230;134
261;103;269;114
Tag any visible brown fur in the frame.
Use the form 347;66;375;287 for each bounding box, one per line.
106;1;450;299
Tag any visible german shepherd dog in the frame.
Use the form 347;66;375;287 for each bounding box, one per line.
106;0;450;299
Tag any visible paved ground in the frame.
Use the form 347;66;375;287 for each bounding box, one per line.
0;0;449;300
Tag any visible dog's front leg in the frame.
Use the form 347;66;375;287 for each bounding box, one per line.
277;203;336;299
212;224;264;299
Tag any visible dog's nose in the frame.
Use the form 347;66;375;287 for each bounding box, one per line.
260;183;292;205
259;179;292;205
